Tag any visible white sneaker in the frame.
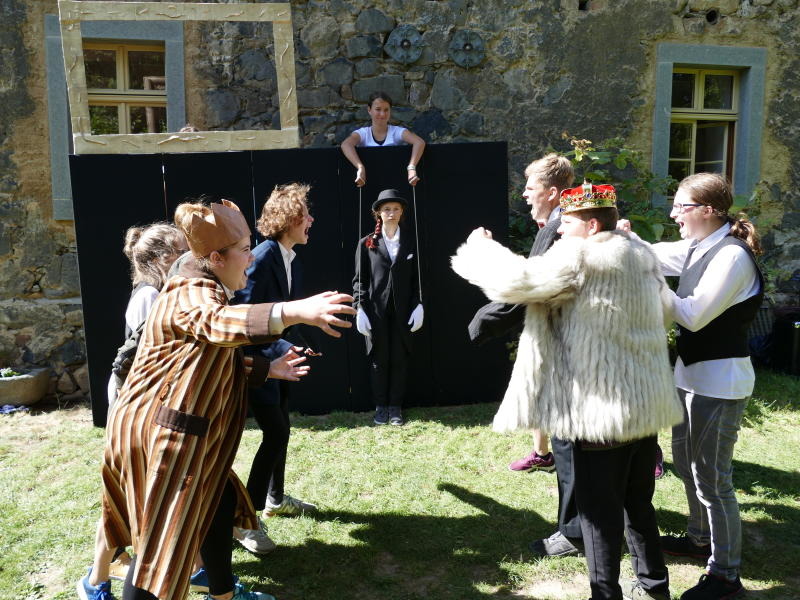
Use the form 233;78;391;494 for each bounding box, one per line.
232;520;276;554
264;494;318;517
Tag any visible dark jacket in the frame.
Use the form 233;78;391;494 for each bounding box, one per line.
233;238;313;403
353;224;420;353
468;216;561;344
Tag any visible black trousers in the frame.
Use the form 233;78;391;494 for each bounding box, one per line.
246;383;291;509
369;304;409;407
552;436;583;540
122;481;236;599
573;436;669;600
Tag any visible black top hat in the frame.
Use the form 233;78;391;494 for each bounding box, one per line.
372;188;408;212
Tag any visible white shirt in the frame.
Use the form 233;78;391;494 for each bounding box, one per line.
382;226;400;263
652;223;760;399
278;241;296;293
536;205;562;230
354;124;407;147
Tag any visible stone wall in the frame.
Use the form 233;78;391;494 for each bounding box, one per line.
1;0;88;399
2;0;800;399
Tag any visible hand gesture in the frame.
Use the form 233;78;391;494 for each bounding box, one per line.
407;167;420;187
282;291;356;338
617;219;632;232
268;346;310;382
356;306;372;337
355;165;366;187
408;304;424;332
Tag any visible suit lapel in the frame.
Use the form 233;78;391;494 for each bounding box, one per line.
268;240;291;299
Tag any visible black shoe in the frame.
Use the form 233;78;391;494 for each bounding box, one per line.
680;573;744;600
388;406;404;426
373;406;389;425
661;534;712;560
528;531;582;557
621;579;670;600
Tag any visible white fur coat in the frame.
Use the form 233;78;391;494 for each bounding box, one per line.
452;231;682;442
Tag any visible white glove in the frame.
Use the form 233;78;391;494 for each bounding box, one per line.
408;304;424;333
356;307;372;337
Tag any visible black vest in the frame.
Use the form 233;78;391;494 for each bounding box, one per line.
676;235;763;366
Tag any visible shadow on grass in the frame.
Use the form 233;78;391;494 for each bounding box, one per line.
243;403;500;433
235;483;554;600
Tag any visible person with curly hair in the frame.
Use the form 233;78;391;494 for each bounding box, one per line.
232;184;319;552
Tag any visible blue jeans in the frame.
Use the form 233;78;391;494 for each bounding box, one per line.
672;389;747;580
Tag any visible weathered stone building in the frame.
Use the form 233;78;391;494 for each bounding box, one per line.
2;0;799;399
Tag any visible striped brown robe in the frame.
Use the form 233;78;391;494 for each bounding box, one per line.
100;260;278;599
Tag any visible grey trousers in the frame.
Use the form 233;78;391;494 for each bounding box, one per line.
672;388;747;580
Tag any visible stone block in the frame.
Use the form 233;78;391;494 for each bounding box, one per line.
236;49;276;82
301;15;340;60
321;58;355;87
392;107;417;123
352;74;405;103
355;58;380;77
688;0;740;13
297;87;342;109
64;308;83;327
431;72;468;111
456;111;484;135
73;363;90;393
0;367;50;406
206;89;240;128
356;8;395;34
57;370;76;394
302;114;338;134
409;81;431;106
345;35;384;58
410;109;452;142
418;30;450;66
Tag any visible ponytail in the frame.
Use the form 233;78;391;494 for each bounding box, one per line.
729;215;762;256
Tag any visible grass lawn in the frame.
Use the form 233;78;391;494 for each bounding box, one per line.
0;368;798;599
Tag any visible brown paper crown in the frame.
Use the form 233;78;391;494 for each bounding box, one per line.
185;199;251;257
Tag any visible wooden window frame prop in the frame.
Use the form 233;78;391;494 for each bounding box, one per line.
58;1;299;154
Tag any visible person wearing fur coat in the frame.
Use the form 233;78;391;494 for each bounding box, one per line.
452;183;683;600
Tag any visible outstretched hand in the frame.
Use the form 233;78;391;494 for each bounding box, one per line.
617;219;632;232
282;291;356;338
268;347;310;382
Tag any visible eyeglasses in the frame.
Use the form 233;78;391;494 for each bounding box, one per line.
671;202;703;213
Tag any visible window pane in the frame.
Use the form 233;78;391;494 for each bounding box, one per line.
695;123;727;166
89;105;119;134
671;73;695;108
130;106;167;134
668;160;690;184
704;75;734;110
128;50;166;90
669;122;693;159
84;49;117;89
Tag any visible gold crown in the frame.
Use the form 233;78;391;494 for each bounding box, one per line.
560;182;617;214
186;199;250;257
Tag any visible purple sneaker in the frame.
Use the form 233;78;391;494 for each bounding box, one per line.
654;444;665;479
508;451;555;472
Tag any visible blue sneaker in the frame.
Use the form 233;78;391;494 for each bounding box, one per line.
77;567;116;600
189;568;239;593
206;582;276;600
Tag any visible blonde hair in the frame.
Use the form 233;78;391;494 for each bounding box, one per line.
123;223;186;289
677;173;762;255
256;183;311;239
524;153;575;193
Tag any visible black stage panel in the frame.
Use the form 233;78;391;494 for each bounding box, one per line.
163;152;255;224
70;144;509;425
70;154;167;426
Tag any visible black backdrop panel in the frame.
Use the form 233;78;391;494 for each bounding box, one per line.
251;149;349;414
421;143;512;403
163;152;255;224
71;144;510;425
70;154;168;426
